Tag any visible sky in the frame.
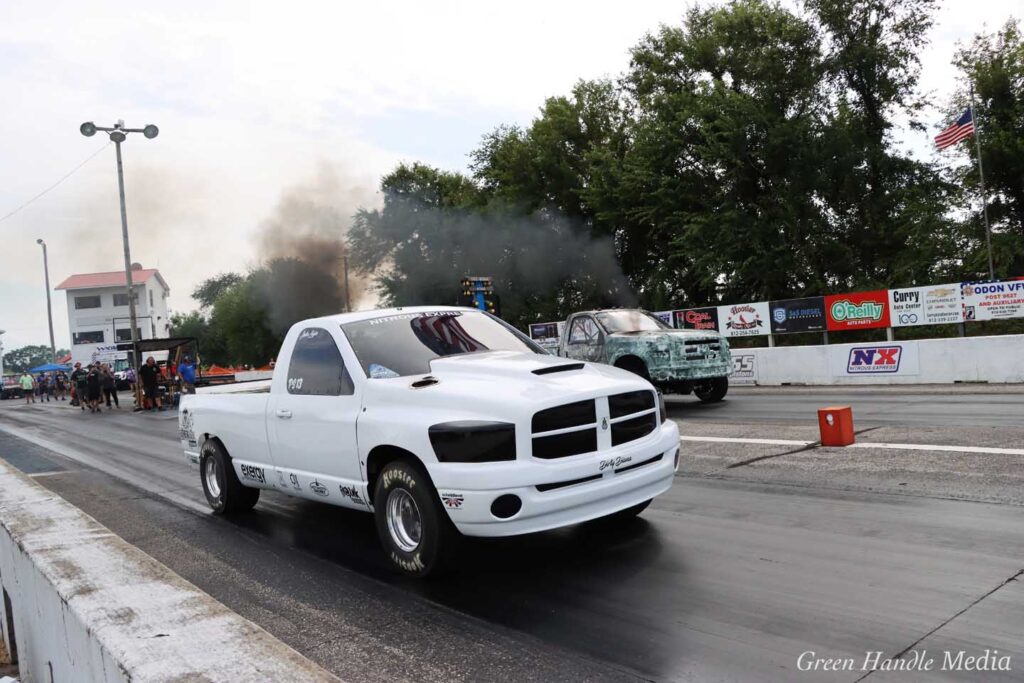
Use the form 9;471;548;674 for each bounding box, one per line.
0;0;1018;354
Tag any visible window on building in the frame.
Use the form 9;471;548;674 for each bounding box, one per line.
115;328;142;342
73;330;105;345
113;291;139;307
74;295;102;309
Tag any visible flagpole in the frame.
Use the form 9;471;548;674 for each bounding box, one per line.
970;83;995;280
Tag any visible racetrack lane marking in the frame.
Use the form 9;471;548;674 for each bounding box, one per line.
681;435;1024;456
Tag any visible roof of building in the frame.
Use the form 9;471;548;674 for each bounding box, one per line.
55;268;169;292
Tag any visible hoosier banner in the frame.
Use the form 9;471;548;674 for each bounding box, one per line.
717;302;770;338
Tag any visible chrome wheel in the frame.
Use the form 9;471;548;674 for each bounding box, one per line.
204;455;222;500
385;488;422;552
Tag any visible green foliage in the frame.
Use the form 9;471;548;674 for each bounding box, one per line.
954;19;1024;277
179;259;343;367
3;345;68;373
348;163;635;328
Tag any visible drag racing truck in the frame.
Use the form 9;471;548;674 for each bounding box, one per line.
557;308;733;402
179;306;680;576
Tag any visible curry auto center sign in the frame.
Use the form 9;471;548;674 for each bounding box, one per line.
889;283;964;327
825;290;890;331
961;280;1024;321
717;302;770;338
829;343;920;377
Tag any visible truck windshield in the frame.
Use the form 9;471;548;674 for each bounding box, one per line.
594;310;669;334
341;310;544;378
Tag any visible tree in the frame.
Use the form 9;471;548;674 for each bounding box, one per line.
169;311;230;366
3;345;69;373
348;163;634;327
953;19;1024;277
192;273;243;309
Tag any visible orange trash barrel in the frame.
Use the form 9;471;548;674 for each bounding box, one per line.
818;405;855;447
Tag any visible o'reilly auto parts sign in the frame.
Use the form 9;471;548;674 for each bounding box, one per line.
825;290;890;331
889;283;963;327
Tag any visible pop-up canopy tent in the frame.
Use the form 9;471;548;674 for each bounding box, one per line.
28;362;70;373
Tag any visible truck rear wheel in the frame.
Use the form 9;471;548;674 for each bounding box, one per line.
373;460;457;577
694;377;729;403
200;439;260;515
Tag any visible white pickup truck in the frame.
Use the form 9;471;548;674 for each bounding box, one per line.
179;306;680;576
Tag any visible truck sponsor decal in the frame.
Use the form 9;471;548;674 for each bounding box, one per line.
308;479;329;497
240;464;266;484
440;492;464;509
339;484;364;504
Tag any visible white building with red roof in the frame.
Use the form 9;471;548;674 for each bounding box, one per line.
54;263;171;366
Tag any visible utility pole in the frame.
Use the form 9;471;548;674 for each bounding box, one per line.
36;239;56;362
80;120;159;407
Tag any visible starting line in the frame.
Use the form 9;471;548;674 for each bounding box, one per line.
679;435;1024;457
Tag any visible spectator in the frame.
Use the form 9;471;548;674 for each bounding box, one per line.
37;373;50;402
55;370;67;401
178;356;197;394
139;356;163;411
85;364;103;413
101;363;119;409
70;362;88;409
19;372;35;404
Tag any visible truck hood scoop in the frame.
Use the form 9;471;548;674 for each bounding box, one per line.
428;351;588;379
532;363;584;375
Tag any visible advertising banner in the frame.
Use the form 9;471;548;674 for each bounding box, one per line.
528;321;564;352
731;353;758;384
825;290;891;331
674;307;720;331
888;284;963;327
828;343;920;377
769;297;827;334
717;302;770;338
961;280;1024;322
652;310;674;327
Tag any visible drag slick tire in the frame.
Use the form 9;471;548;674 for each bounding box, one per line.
200;439;260;515
373;460;457;578
694;377;729;403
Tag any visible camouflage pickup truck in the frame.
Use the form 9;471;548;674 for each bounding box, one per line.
557;309;732;402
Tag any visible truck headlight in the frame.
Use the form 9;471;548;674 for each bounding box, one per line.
429;421;516;463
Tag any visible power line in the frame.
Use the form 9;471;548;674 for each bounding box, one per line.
0;142;111;225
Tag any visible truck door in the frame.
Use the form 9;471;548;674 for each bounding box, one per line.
564;315;605;363
267;326;365;506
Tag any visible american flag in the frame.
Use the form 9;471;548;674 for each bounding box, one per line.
934;108;975;150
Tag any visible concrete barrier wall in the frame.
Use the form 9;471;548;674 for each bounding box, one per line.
0;462;338;682
733;334;1024;385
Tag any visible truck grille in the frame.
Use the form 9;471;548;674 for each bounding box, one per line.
683;340;722;361
531;391;657;459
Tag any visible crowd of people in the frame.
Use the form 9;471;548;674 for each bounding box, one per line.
15;355;198;414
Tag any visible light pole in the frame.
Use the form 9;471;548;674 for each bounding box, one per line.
36;239;57;363
0;330;6;377
79;120;158;397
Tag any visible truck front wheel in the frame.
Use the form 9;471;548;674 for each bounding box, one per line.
694;377;729;403
200;440;260;515
373;460;457;577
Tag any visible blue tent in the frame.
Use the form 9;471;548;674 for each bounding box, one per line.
28;362;70;373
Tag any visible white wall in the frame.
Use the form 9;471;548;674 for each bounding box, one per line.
730;334;1024;385
0;462;338;682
